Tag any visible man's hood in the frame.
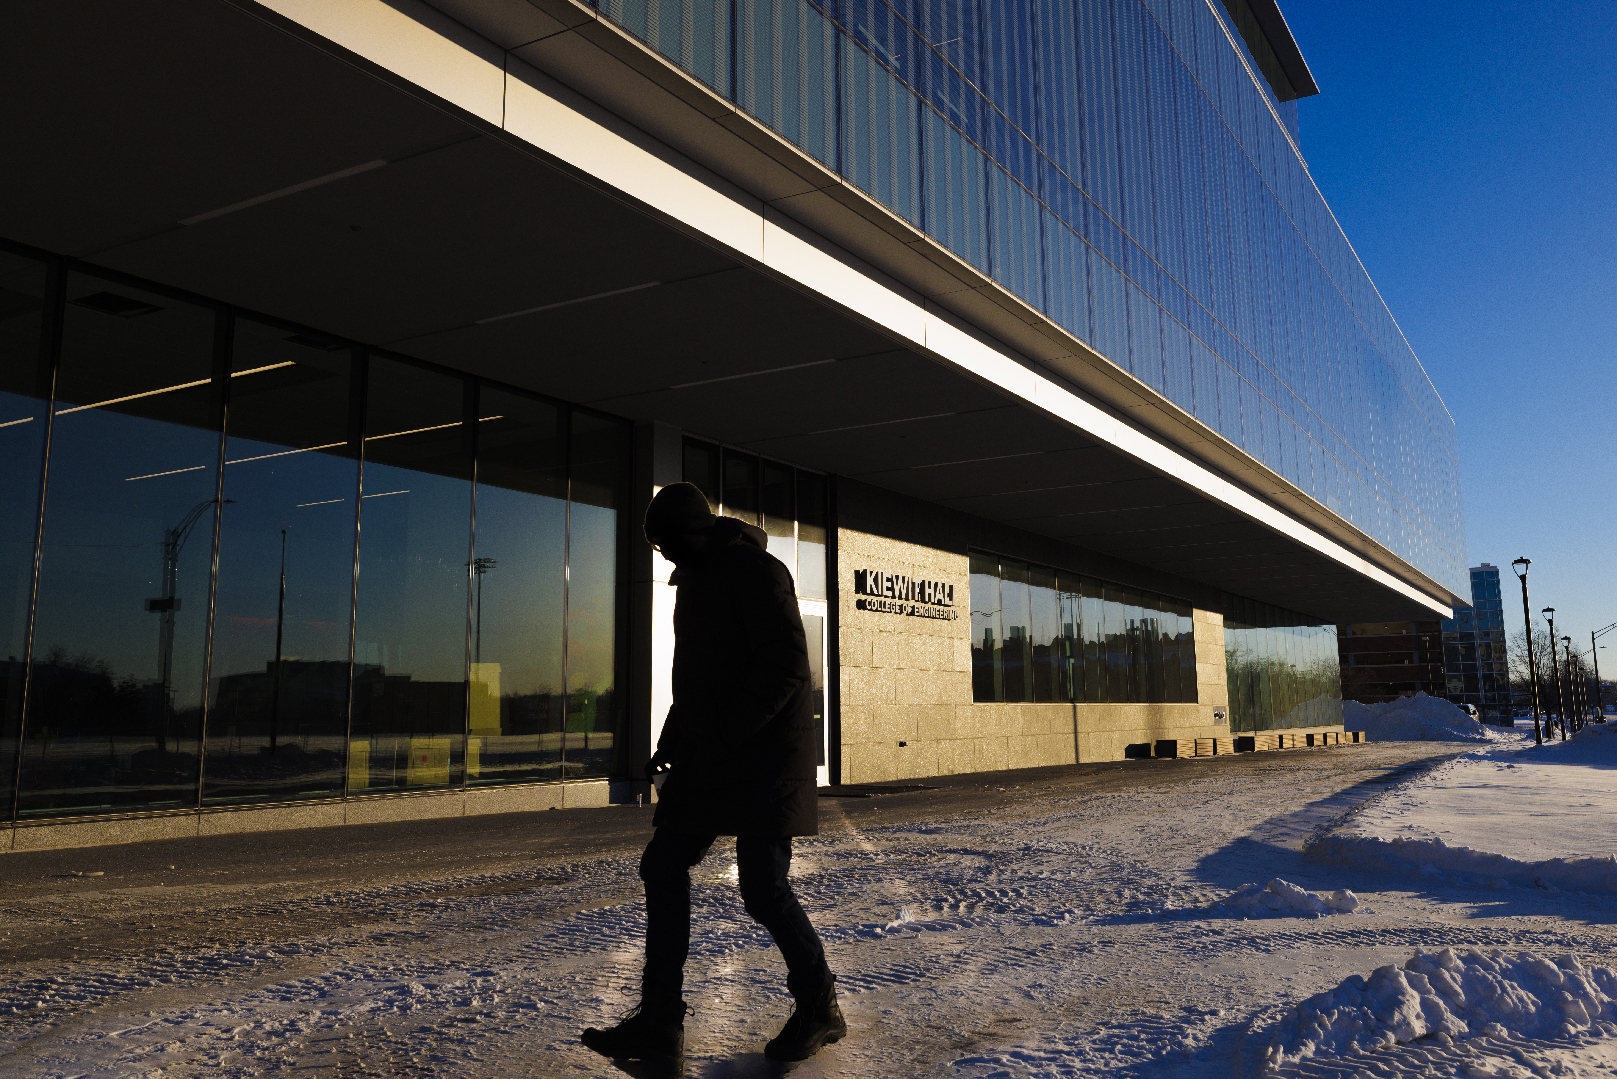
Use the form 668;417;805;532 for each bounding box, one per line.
709;515;768;550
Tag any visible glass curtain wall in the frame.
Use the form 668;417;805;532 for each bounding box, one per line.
594;0;1468;598
1223;595;1342;732
23;276;222;818
970;550;1194;704
682;438;830;765
205;324;358;804
681;439;829;600
0;246;631;823
350;358;475;793
0;253;51;820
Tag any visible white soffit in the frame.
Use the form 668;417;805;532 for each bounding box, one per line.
247;0;1452;621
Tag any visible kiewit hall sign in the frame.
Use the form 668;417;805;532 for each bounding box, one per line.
852;569;959;620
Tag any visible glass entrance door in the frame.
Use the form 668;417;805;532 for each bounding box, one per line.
683;438;831;786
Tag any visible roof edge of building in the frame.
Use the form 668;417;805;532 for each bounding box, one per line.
246;0;1454;616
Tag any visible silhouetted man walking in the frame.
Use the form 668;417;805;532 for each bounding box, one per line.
582;482;844;1071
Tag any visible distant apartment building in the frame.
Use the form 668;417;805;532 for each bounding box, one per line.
1336;621;1447;704
1443;564;1512;723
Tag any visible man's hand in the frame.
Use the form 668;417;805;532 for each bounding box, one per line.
644;748;673;783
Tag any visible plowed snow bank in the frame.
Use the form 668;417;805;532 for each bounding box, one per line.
1342;692;1510;743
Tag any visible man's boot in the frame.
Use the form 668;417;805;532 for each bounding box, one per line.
764;979;846;1062
580;995;687;1071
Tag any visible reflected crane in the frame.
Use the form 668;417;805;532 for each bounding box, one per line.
146;497;230;753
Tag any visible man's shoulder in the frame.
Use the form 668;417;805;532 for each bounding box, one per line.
713;541;795;590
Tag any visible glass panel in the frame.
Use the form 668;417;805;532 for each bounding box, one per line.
0;253;49;821
1057;571;1082;703
22;276;220;817
204;324;356;804
760;459;796;577
1028;563;1059;703
999;559;1031;703
465;388;567;786
795;471;827;601
682;439;719;507
1178;601;1198;704
565;411;629;779
350;358;471;793
1081;576;1104;702
1125;588;1147;703
804;612;825;767
721;449;759;523
1156;602;1177;704
1103;583;1128;702
969;549;1001;702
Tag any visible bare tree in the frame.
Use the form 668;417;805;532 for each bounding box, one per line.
1509;627;1598;719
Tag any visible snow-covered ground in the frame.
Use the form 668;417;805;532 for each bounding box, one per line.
5;740;1617;1078
1315;720;1617;893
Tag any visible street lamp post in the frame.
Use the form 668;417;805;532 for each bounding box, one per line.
1593;622;1617;720
1544;607;1564;740
1562;636;1580;733
1512;559;1543;746
269;528;287;753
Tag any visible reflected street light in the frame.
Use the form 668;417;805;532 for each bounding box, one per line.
470;557;498;665
269;528;287;754
1511;559;1543;746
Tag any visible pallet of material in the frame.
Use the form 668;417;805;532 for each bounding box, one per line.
1153;737;1231;758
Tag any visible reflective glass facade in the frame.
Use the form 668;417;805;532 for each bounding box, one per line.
969;550;1197;704
597;0;1466;596
1223;595;1341;732
0;246;630;822
1442;564;1510;722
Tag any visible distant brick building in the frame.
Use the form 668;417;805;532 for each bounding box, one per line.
1337;621;1448;704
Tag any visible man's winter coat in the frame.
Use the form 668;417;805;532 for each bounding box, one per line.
652;516;818;837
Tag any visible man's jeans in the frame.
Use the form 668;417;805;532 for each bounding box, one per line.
640;828;832;1003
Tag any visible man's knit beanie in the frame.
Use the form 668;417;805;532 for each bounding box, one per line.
644;481;717;542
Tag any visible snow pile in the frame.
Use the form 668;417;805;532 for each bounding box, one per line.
1310;832;1617;895
1265;948;1617;1072
1555;718;1617;760
1342;692;1506;742
1312;721;1617;893
1219;878;1359;915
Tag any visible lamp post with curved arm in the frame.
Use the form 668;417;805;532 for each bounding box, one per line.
1593;622;1617;721
1512;559;1542;745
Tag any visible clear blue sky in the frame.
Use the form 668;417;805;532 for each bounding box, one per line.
1284;0;1617;658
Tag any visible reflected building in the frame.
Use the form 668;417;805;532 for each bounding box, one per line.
2;0;1469;845
1335;621;1448;705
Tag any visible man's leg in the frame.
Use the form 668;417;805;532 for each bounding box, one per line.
581;827;714;1066
639;827;717;1006
735;836;845;1060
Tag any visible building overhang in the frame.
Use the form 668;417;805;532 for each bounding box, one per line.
1219;0;1320;102
0;0;1450;624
